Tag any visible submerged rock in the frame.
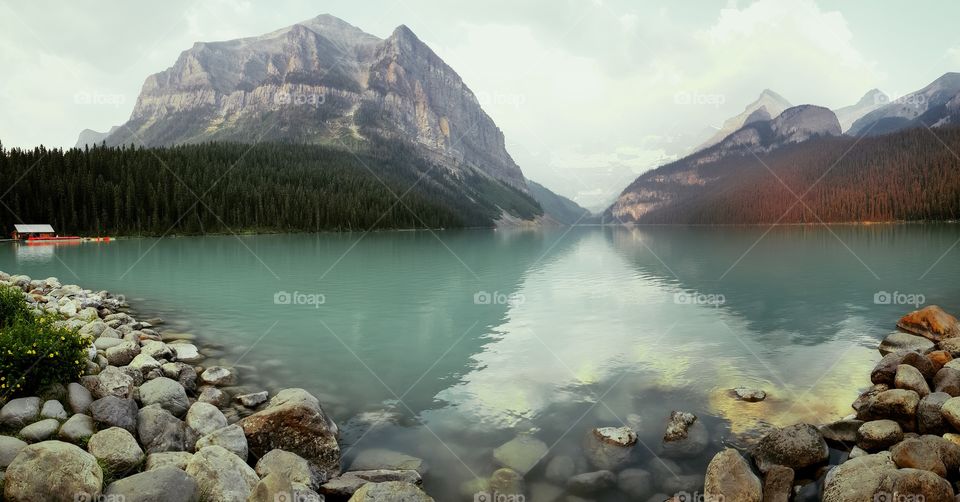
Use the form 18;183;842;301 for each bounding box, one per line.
492;435;548;474
567;470;616;495
818;418;864;444
663;411;697;441
733;387;767;402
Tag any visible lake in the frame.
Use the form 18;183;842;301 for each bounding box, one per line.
2;225;959;500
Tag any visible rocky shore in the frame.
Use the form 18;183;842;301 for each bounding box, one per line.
699;304;960;502
0;271;432;502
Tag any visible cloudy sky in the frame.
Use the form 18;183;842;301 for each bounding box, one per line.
2;0;959;208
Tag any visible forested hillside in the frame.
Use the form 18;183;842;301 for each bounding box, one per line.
626;126;960;224
0;140;542;236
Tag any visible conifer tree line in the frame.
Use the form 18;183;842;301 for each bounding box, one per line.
636;126;960;224
0;140;542;236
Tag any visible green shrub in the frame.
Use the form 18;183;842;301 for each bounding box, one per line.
0;285;89;396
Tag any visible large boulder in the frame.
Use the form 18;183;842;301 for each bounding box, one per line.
195;424;247;460
238;388;341;480
856;420;903;451
897;305;960;341
823;451;897;502
3;440;103;502
138;377;189;417
752;424;828;473
762;465;794;502
185;402;227;436
19;419;60;443
67;383;93;414
878;332;935;355
90;395;139;433
704;449;761;502
894;364;930;397
877;468;954;501
857;389;920;430
137;405;188;453
104;340;140;366
59;414;96;443
348;481;433;502
320;469;421;499
88;427;145;473
0;397;41;428
256;449;324;492
185;446;259;502
103;467;200;502
933;367;960;396
90;366;136;399
0;435;27;469
918;392;951;434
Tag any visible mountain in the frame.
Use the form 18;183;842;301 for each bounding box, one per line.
527;180;592;225
849;73;960;136
833;89;887;132
100;14;527;190
694;89;792;152
75;126;119;148
608;105;841;222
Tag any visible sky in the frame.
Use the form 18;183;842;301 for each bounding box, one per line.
2;0;960;209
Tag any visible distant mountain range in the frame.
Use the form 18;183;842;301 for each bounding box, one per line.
77;15;587;227
607;73;960;224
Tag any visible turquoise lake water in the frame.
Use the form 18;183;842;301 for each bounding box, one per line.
2;225;959;500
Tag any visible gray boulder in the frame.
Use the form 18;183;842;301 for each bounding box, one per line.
90;395;139;433
195;424;247;460
104;466;200;502
0;397;41;428
0;435;27;469
67;382;93;414
894;364;930;397
185;445;259;502
185;402;227;436
878;332;935;355
348;481;434;502
105;340;140;366
19;418;60;443
137;405;188;453
139;377;189;417
918;392;951;434
350;449;426;475
91;366;136;399
3;440;103;502
40;400;68;420
856;420;903;451
256;449;323;491
145;451;193;471
88;427;145;472
320;469;421;498
59;414;96;443
200;366;236;386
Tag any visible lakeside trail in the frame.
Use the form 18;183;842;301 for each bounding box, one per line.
1;268;959;501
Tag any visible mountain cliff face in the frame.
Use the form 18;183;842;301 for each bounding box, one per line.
608;105;841;221
850;73;960;136
694;89;792;152
103;15;527;189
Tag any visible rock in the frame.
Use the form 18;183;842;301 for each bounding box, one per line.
593;426;638;446
659;473;705;495
856;420;903;451
901;351;937;379
489;467;525;497
348;481;434;502
762;465;794;502
186;445;259;502
3;440;103;502
320;469;421;498
198;386;229;407
567;470;616;495
933;367;960;396
858;389;920;430
139;377;189;416
704;449;761;502
927;350;952;371
92;366;136;399
890;437;949;477
19;418;61;443
129;353;162;373
878;468;955;501
236;391;269;408
0;397;41;428
195;424;247;460
663;411;697;441
818;418;864;444
257;449;324;491
878;332;935;355
239;388;341;480
849;445;869;458
733;387;767;402
617;468;652;498
247;473;294;502
584;427;638;469
104;466;200;502
171;343;203;364
59;414;96;443
90;395;139;433
752;424;829;473
88;427;145;472
895;364;931;397
200;366;236;386
918;392;951;434
852;384;890;413
492;435;548;474
105;340;141;366
545;455;577;484
145;451;193;471
0;435;27;469
40;400;68;420
939;396;960;430
660;418;708;459
350;448;426;475
822;451;897;502
941;338;960;357
138;404;188;453
67;383;93;414
140;340;173;360
185;402;228;436
897;305;960;341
